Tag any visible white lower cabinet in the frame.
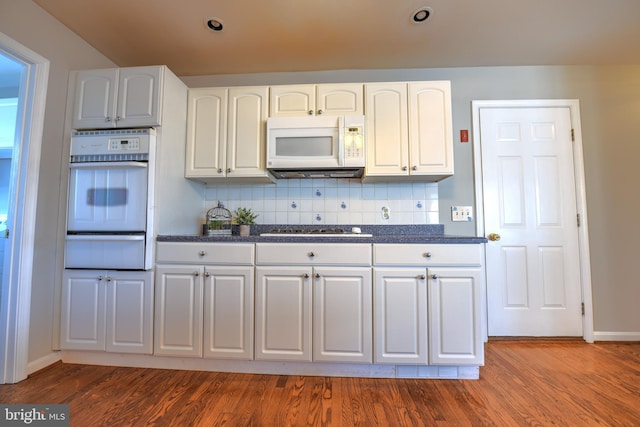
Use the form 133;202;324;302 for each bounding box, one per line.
373;268;428;364
154;242;255;359
428;267;483;365
60;269;154;354
373;244;484;366
255;243;373;363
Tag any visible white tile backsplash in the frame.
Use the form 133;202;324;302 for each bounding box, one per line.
204;179;439;225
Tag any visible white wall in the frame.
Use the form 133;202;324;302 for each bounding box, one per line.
0;1;116;366
184;65;640;336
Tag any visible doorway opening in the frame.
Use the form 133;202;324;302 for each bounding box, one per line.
0;32;49;384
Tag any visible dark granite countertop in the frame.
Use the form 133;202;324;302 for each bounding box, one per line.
157;225;488;244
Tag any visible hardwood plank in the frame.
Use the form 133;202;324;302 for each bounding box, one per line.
1;341;639;426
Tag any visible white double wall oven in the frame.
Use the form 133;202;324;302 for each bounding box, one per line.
65;129;156;271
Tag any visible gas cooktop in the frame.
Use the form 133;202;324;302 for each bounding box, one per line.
260;228;372;237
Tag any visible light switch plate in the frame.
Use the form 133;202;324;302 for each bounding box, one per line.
451;206;473;222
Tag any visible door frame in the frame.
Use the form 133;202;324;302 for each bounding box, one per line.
0;32;49;383
472;99;594;343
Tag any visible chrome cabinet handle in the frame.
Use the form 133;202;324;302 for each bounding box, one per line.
423;252;432;258
418;274;426;280
199;251;206;256
431;274;439;280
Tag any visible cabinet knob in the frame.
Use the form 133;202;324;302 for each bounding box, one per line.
431;274;439;280
115;116;121;122
402;166;408;171
317;109;323;115
105;117;112;123
199;251;207;256
307;252;315;257
105;276;112;282
423;252;432;258
97;275;104;281
488;233;501;241
418;274;426;280
308;110;314;115
303;273;310;278
217;168;223;174
194;271;200;277
227;168;231;173
412;166;418;171
204;272;211;277
315;273;320;279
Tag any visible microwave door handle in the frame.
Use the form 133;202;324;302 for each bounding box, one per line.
65;234;145;241
338;116;345;166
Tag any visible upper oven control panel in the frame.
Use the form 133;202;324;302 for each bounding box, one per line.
70;128;155;157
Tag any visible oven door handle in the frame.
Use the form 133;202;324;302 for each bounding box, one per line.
69;162;148;169
65;234;146;241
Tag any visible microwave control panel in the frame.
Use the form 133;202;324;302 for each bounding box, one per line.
344;125;364;160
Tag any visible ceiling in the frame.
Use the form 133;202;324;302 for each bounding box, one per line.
33;0;640;76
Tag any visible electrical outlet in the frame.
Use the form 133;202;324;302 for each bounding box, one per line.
381;206;390;220
451;206;473;222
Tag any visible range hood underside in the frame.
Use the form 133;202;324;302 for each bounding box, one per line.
268;168;364;179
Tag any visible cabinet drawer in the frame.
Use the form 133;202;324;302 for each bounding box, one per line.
256;243;371;266
373;244;482;266
156;242;254;265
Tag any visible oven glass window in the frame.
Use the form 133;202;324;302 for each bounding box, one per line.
87;188;128;206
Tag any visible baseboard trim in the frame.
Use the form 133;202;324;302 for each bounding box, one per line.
593;331;640;341
27;351;61;375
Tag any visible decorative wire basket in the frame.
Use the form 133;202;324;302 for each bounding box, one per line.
204;201;232;235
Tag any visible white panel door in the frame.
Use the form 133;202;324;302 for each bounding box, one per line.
317;84;363;116
72;69;117;129
255;266;312;361
480;106;583;336
373;268;428;364
116;66;161;128
203;266;254;360
185;88;228;177
60;270;106;350
269;85;315;117
154;265;203;356
106;271;154;354
364;83;409;176
313;267;372;363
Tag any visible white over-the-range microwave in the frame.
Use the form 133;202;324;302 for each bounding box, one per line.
266;115;365;179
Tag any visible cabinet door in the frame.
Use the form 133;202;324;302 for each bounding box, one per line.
255;266;312;361
428;267;484;365
269;85;315;117
203;266;254;360
408;81;453;178
60;270;106;350
227;86;270;178
373;268;428;364
72;69;118;129
316;83;364;116
364;83;409;176
154;265;203;357
116;66;162;128
185;88;228;178
313;267;372;363
106;271;154;354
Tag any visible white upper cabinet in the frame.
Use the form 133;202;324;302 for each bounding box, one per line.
364;81;453;181
185;86;273;182
72;66;162;129
270;83;363;117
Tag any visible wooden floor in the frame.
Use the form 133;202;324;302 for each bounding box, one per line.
1;340;639;426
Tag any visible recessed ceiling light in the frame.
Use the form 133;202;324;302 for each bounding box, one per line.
205;17;224;32
411;7;432;24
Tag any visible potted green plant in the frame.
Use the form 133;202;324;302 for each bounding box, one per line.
234;207;258;236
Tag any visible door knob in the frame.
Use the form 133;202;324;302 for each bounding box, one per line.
488;233;501;241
